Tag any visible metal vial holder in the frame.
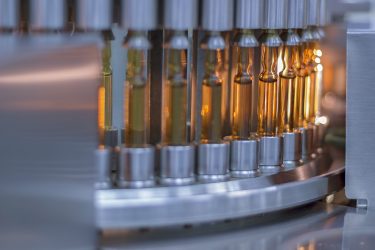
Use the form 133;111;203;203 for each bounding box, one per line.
95;147;112;189
230;139;259;178
117;146;155;188
104;128;118;149
282;131;302;168
159;144;196;186
316;119;327;154
198;142;230;182
259;136;283;173
300;126;315;162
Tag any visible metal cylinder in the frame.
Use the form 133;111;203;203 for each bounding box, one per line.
198;142;230;182
118;146;155;188
319;0;327;26
29;0;66;30
104;128;118;147
316;118;328;153
122;0;158;30
0;0;19;29
95;147;112;189
283;132;302;168
201;0;234;31
77;0;113;30
164;0;197;30
230;139;259;178
259;136;283;173
263;0;287;29
306;0;320;26
312;124;319;152
300;126;315;162
235;0;263;29
159;145;195;186
287;0;306;29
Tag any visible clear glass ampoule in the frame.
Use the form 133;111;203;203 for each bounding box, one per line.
200;31;225;143
98;33;113;146
232;30;257;139
124;31;150;147
162;30;189;145
279;29;301;133
257;30;282;137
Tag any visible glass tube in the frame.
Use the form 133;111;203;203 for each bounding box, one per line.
162;31;189;145
279;29;300;133
200;32;225;143
257;30;282;137
296;42;309;128
231;30;256;139
124;31;150;147
312;29;323;121
301;28;318;124
98;36;113;146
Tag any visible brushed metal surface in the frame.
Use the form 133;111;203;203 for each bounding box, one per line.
96;154;344;229
346;30;375;209
0;34;100;249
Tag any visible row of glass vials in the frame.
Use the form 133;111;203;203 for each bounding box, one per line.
95;0;329;188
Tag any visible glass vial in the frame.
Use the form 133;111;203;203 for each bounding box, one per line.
200;31;226;143
279;29;301;132
98;33;113;146
231;29;257;139
257;30;282;137
161;30;189;145
123;31;151;147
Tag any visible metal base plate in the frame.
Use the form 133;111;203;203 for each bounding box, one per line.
96;153;344;229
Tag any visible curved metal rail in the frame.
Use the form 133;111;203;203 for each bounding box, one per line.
96;154;344;229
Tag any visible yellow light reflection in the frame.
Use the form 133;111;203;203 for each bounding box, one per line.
98;85;105;130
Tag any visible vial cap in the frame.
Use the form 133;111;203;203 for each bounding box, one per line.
235;0;263;29
263;0;287;29
77;0;113;30
164;0;198;30
287;0;306;29
201;0;234;31
319;0;328;26
306;0;320;26
122;0;158;30
0;0;19;29
30;0;66;30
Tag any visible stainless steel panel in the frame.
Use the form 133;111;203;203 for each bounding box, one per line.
0;34;100;249
346;30;375;210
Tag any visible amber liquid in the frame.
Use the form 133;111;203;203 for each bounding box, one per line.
296;75;307;128
124;49;149;147
257;44;280;137
201;49;223;143
232;46;254;139
163;49;188;145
